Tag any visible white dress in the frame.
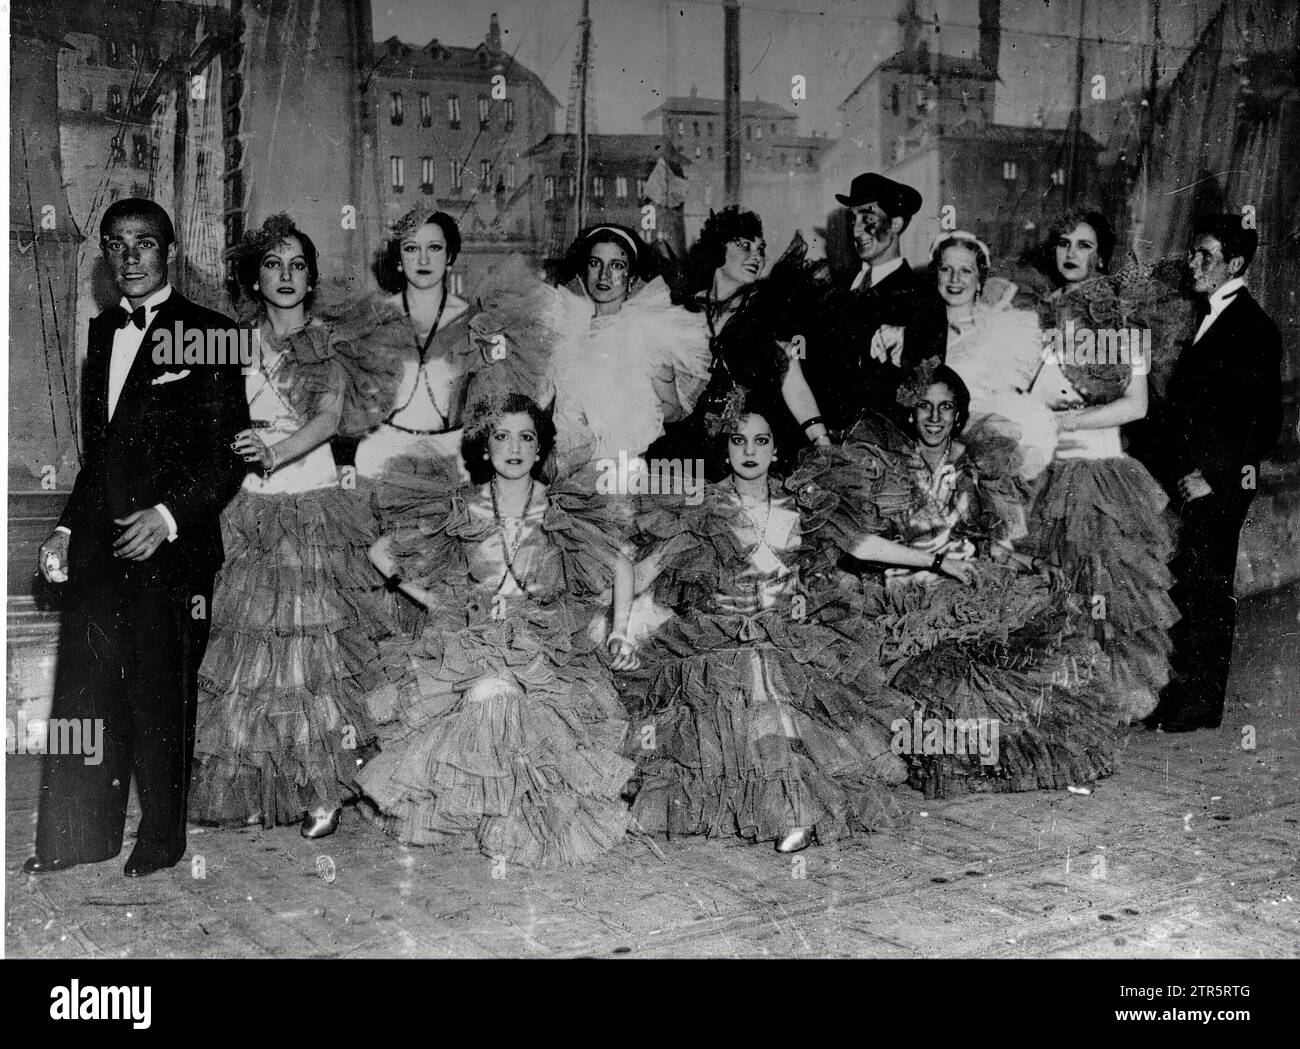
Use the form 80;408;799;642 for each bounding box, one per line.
942;279;1057;480
542;278;711;472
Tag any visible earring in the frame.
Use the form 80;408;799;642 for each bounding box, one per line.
253;281;260;291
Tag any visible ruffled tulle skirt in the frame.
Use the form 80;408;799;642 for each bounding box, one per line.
623;608;908;845
871;567;1124;795
835;562;1122;795
356;597;635;867
1023;455;1178;721
190;485;391;826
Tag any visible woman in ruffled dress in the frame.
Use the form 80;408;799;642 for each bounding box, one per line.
624;395;976;854
648;206;833;477
190;216;398;838
1020;209;1179;723
469;224;711;473
358;393;643;868
343;209;475;480
829;363;1124;796
930;231;1056;481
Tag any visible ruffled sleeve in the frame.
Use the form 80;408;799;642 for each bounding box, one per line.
633;485;739;613
323;321;402;437
540;462;636;598
266;320;345;424
378;455;473;594
466;253;562;401
622;277;712;408
784;442;911;575
958;423;1031;544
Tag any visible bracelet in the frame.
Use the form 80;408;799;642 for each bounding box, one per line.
930;552;945;572
800;415;824;432
263;443;279;477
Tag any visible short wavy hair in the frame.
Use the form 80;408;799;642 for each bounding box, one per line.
896;358;972;438
674;206;765;301
1046;207;1116;281
461;392;556;483
929;231;991;291
375;209;462;293
228;214;320;306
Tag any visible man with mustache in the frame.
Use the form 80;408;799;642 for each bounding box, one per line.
810;173;947;430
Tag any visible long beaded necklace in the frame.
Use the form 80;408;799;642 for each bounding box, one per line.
247;323;297;419
490;477;538;598
730;475;774;558
386;282;451;430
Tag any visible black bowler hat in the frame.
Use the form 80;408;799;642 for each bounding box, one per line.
835;172;923;217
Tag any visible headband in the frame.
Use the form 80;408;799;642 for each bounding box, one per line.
582;225;642;263
930;229;991;269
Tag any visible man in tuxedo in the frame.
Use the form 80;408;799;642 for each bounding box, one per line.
1147;215;1282;732
810;172;948;430
25;199;249;876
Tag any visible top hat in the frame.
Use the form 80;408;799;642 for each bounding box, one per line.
835;173;923;217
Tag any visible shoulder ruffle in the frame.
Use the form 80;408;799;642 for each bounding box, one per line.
541;462;636;597
959;421;1031;543
620;277;712;381
468;254;562;396
377;454;474;592
785;429;912;559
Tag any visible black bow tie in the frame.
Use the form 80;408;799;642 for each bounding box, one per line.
114;305;149;330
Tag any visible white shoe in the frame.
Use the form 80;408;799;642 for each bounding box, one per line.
776;826;814;853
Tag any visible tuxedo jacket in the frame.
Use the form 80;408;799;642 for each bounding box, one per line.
59;291;250;588
1160;287;1282;515
809;260;948;430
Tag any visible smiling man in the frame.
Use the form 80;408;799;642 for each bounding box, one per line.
25;199;249;877
1147;214;1283;732
810;172;947;430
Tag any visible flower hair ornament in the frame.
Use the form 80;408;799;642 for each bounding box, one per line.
704;384;754;439
227;213;300;267
461;391;553;446
895;356;946;410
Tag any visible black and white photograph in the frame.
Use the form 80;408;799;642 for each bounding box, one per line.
3;0;1297;986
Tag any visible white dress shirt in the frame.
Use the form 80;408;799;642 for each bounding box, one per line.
1193;276;1245;344
56;284;178;543
850;254;905;292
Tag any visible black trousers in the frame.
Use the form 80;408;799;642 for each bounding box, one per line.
34;573;214;863
1162;494;1249;723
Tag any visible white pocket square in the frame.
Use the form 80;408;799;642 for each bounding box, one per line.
151;370;191;385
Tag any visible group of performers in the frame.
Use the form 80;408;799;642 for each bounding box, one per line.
26;172;1283;876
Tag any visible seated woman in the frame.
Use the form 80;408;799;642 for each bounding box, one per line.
359;394;642;868
191;215;398;838
468;224;711;472
648;206;834;477
930;230;1056;480
822;362;1124;796
1020;208;1179;723
623;395;976;855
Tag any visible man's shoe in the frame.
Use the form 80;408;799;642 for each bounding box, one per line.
123;846;184;878
22;855;77;875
